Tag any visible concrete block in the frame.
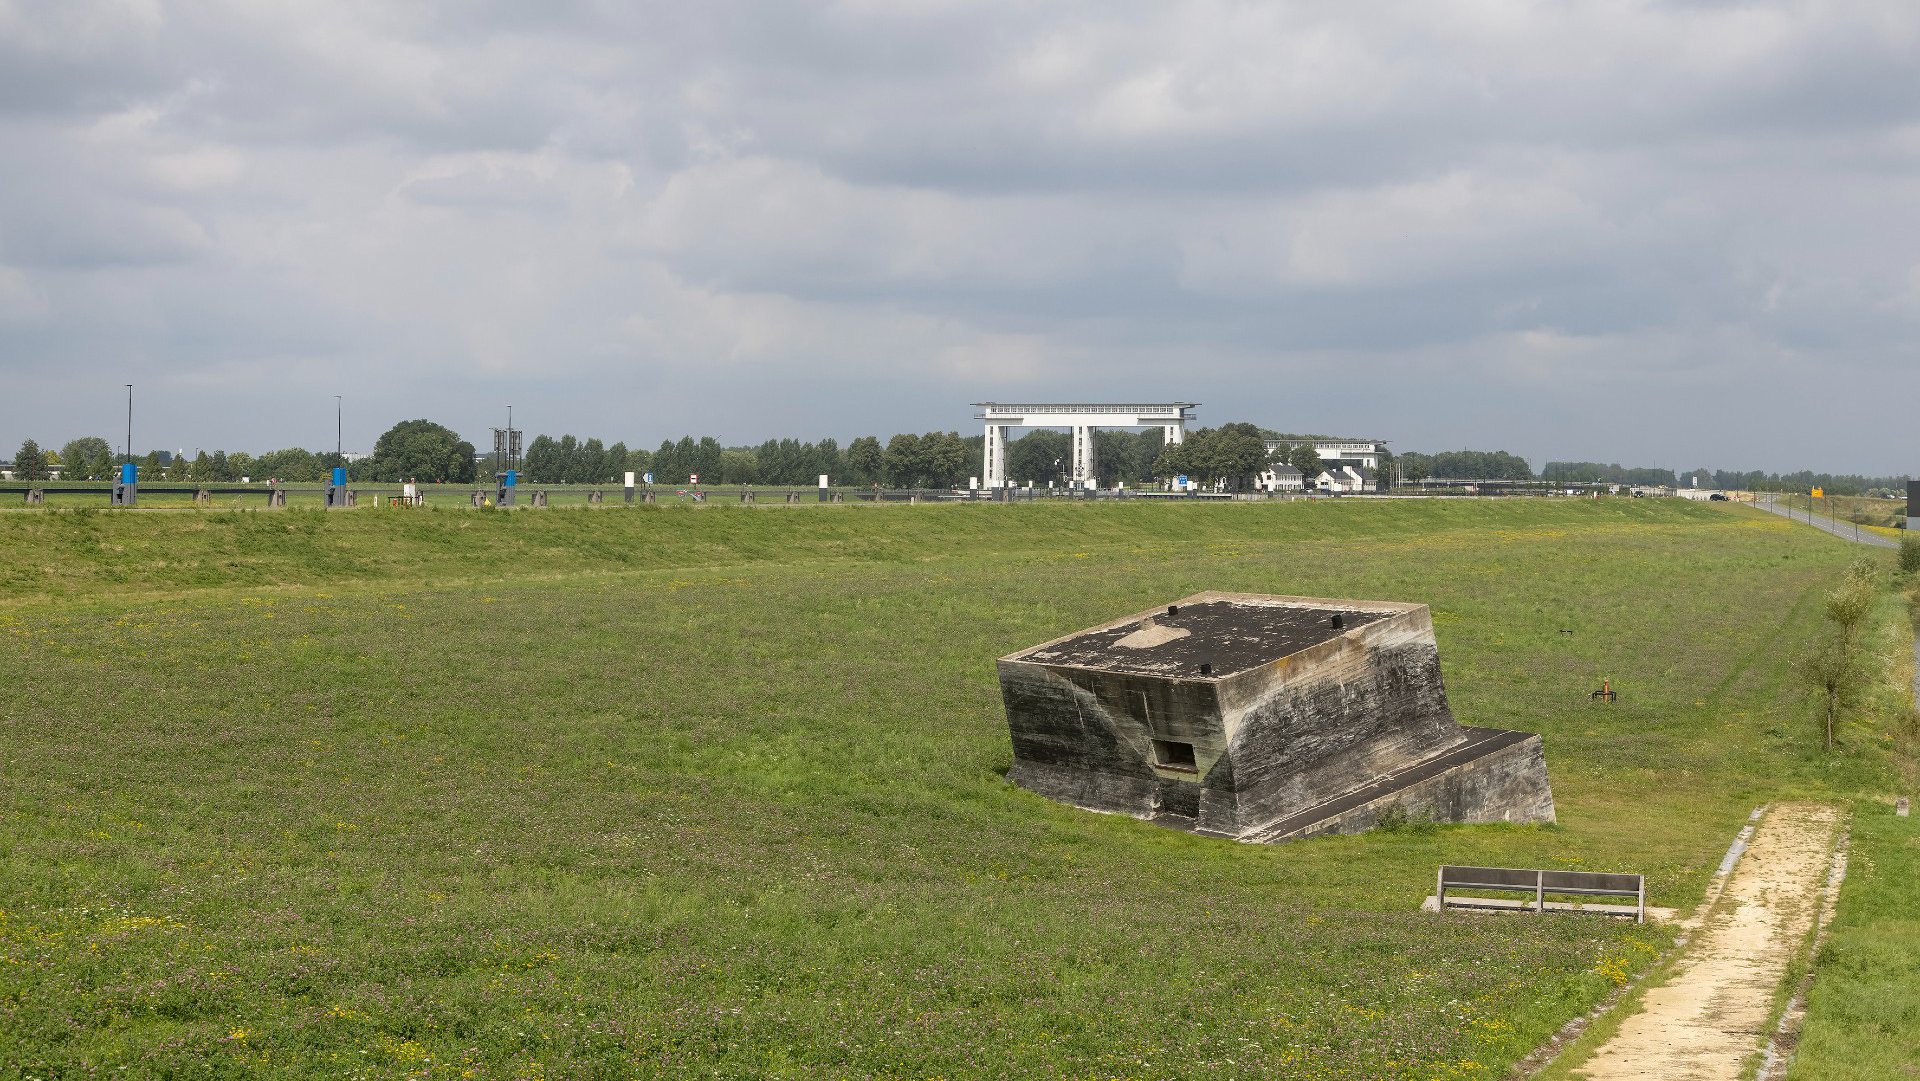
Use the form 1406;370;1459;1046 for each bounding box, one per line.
998;591;1555;842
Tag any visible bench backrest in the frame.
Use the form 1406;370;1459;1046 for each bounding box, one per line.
1540;869;1641;895
1441;865;1543;890
1440;865;1642;897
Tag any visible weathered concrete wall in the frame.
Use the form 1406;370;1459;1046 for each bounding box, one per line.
1274;734;1556;840
999;661;1222;821
1219;610;1466;833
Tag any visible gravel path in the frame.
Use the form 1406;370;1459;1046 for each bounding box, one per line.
1571;803;1843;1081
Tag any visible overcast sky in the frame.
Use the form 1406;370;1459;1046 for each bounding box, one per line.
3;1;1918;472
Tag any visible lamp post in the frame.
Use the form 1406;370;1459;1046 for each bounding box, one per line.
335;395;342;462
125;385;133;467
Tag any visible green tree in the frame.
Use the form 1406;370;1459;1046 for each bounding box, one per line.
523;435;559;481
1798;560;1879;752
920;431;970;489
1288;443;1325;489
815;437;842;485
579;438;608;483
719;448;760;485
844;436;883;486
60;437;112;480
883;433;924;488
13;439;46;482
555;435;581;483
651;439;681;483
367;420;478;483
254;448;319;481
693;437;723;483
1008;430;1071;487
1209;423;1269;491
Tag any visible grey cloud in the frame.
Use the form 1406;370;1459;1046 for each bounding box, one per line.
1;0;1919;471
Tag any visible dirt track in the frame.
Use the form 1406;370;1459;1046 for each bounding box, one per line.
1572;803;1841;1080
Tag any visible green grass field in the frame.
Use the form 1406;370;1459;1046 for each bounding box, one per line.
0;499;1904;1078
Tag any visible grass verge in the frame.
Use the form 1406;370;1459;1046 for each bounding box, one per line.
0;499;1900;1079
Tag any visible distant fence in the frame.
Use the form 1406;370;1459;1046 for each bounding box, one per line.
0;480;1743;509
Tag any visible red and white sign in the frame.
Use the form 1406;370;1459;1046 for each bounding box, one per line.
688;473;700;484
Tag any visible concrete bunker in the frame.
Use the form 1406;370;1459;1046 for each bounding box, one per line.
997;591;1555;841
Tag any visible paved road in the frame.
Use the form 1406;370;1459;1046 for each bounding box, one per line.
1749;497;1898;548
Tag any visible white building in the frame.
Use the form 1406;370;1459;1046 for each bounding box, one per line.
1316;465;1377;493
1255;464;1306;492
1256;437;1388;493
1263;438;1389;473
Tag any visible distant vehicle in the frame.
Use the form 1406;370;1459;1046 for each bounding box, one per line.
1709;492;1730;501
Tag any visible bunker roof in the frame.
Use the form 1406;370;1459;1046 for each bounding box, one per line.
1004;592;1421;680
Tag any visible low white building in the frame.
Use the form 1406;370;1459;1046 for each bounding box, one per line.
1255;464;1306;492
1254;462;1378;493
1315;465;1377;493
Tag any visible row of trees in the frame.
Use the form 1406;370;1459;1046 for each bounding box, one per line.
522;432;982;489
1497;459;1909;495
14;422;1908;495
1398;450;1536;482
3;421;478;485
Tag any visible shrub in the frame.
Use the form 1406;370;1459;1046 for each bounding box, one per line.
1900;536;1920;574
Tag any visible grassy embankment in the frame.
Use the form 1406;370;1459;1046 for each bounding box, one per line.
0;499;1900;1079
1783;572;1920;1079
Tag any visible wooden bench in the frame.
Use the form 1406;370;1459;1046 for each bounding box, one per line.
1435;864;1645;922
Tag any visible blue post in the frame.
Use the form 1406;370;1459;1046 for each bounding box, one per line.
326;465;349;509
113;462;138;506
497;469;517;507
